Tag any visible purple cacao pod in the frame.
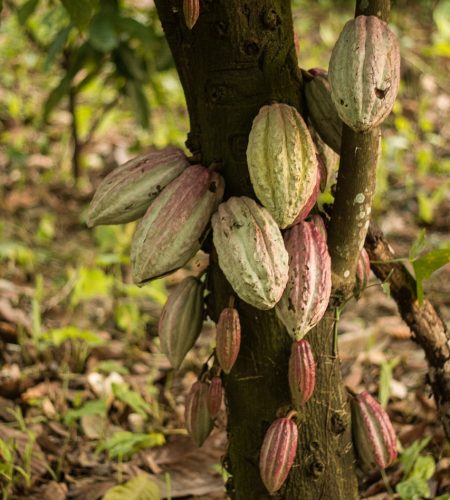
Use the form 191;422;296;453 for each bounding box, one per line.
185;381;213;447
276;220;332;340
86;147;188;227
131;165;224;284
158;276;204;370
351;391;398;470
207;376;223;418
259;417;298;494
183;0;200;29
288;339;316;407
355;248;371;292
216;307;241;374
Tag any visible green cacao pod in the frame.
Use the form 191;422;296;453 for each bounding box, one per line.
305;69;342;154
212;197;289;310
276;220;331;340
158;276;204;370
328;15;400;132
86;147;188;227
246;103;318;229
351;391;397;470
131;165;224;284
185;381;213;447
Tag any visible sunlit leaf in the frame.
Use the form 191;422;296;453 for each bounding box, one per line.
399;437;430;477
396;477;430;500
112;383;150;418
64;398;108;425
413;247;450;303
408;229;427;261
103;474;161;500
42;326;105;346
17;0;39;24
71;267;114;305
97;431;164;459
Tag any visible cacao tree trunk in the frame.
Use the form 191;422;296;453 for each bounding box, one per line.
154;1;363;498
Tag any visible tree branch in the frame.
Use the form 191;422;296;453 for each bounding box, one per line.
327;0;391;300
365;223;450;439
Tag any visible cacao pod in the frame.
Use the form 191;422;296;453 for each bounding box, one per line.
158;276;204;370
246;103;318;228
290;162;321;225
212;197;289;310
351;391;397;470
207;376;223;418
216;307;241;374
288;339;316;407
183;0;200;30
310;213;327;240
305;70;342;154
276;220;331;340
355;248;371;292
259;417;298;494
328;16;401;132
86;147;188;227
131;165;224;284
185;381;213;447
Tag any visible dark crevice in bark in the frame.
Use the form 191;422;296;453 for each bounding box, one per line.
365;223;450;439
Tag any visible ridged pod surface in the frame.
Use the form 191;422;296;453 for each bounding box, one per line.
86;147;188;227
158;276;204;370
276;220;331;340
131;165;224;284
246;103;318;228
216;307;241;374
185;381;213;447
305;70;342;154
212;197;289;310
259;417;298;494
290;163;321;225
207;376;223;418
183;0;200;29
288;339;316;407
351;391;397;470
328;16;400;132
355;248;371;292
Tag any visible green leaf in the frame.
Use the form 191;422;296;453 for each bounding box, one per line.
97;431;165;459
88;12;119;52
60;0;95;31
396;477;430;500
111;383;150;418
378;357;400;408
64;398;108;425
413;247;450;303
44;25;72;71
409;229;427;261
399;437;431;478
103;474;161;500
411;455;435;481
126;80;150;129
42;326;105;347
71;267;114;305
17;0;39;24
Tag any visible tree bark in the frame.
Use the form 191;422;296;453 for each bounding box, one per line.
365;223;450;439
154;1;358;498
